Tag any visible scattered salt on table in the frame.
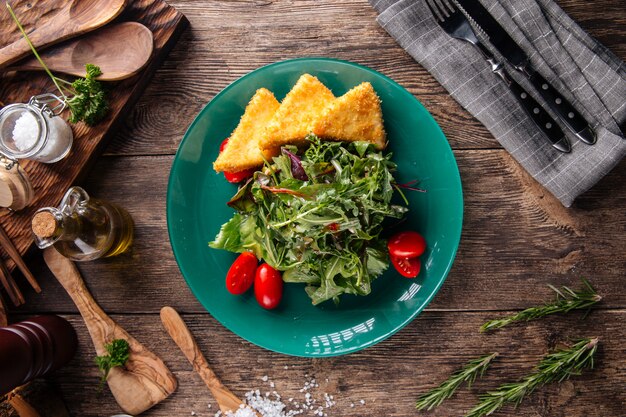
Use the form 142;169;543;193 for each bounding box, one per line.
216;373;339;417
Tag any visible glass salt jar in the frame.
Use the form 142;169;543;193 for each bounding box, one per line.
0;94;73;163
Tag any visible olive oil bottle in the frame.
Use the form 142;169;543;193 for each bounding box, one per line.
32;186;133;261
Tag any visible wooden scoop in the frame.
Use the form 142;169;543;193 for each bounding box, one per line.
0;0;127;68
43;248;177;415
160;306;260;416
5;22;154;81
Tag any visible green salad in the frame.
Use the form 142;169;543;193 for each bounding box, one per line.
210;135;409;305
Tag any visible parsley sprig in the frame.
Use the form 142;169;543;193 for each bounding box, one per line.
465;338;599;417
95;339;130;386
480;279;602;332
416;352;498;411
6;3;109;126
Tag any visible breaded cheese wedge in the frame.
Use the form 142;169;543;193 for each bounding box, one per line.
311;82;386;149
260;74;335;151
213;88;280;173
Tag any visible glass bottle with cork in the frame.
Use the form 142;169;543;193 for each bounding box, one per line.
31;186;134;261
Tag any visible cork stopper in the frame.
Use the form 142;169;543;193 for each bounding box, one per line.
32;212;58;239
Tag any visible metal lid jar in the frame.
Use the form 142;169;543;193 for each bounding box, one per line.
0;94;73;163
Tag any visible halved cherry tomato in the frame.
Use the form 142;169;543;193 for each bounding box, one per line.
225;252;258;294
388;231;426;259
391;255;421;278
219;138;255;183
254;263;283;310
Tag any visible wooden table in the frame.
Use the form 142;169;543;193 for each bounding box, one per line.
9;1;625;416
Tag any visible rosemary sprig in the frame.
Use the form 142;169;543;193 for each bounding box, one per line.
416;352;498;411
481;279;601;332
465;338;598;417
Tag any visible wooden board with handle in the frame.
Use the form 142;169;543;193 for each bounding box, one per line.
0;0;188;281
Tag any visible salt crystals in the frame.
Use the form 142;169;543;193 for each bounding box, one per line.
1;104;73;163
12;111;38;151
215;373;340;417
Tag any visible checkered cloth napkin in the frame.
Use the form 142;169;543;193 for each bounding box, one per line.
369;0;626;206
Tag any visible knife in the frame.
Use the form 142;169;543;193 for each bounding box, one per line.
455;0;596;145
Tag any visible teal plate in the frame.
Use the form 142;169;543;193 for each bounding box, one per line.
167;58;463;357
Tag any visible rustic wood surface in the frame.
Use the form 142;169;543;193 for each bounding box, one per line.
0;0;187;277
4;0;626;416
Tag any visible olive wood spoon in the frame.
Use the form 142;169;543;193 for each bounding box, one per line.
160;306;260;416
0;0;127;68
6;22;154;81
44;248;177;415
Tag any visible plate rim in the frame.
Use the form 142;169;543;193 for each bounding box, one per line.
166;57;464;357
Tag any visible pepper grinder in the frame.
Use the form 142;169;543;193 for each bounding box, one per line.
0;315;78;395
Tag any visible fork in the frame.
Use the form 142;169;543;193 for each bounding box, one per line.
425;0;571;153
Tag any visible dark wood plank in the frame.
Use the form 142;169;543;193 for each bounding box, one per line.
104;0;626;157
10;151;625;315
34;310;625;417
0;0;188;278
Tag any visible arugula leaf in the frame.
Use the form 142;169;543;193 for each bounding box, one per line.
210;135;409;304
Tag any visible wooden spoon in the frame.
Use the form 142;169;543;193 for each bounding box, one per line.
5;22;154;81
160;306;261;416
43;248;177;415
0;0;127;68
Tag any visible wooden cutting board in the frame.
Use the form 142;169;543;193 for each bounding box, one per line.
0;1;188;275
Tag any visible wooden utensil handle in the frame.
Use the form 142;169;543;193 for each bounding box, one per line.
0;6;69;69
43;248;114;353
160;307;222;388
160;306;245;414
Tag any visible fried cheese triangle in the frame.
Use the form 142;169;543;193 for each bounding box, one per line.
260;74;335;151
213;88;280;173
311;82;386;149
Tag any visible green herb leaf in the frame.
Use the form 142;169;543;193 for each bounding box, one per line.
66;64;108;126
465;338;599;417
95;339;130;386
416;352;498;411
480;279;602;332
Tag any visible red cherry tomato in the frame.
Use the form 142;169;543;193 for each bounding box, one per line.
225;252;258;295
391;255;421;278
254;264;283;310
219;138;256;183
219;138;230;152
388;231;426;259
224;169;255;183
327;222;339;232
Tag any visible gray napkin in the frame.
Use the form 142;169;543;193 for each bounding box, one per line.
370;0;626;206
